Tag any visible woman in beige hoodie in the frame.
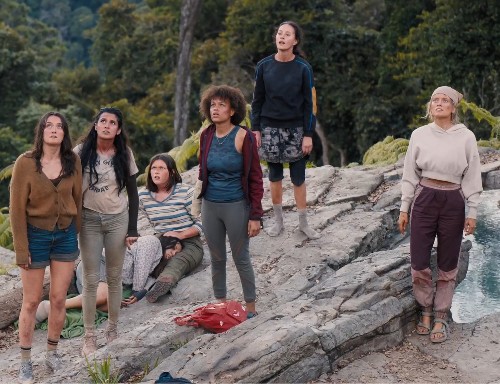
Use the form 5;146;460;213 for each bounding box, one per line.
398;86;482;343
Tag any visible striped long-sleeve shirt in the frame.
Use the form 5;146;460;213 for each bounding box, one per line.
138;184;203;235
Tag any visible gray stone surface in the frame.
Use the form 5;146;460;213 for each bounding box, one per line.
484;169;500;190
0;158;499;383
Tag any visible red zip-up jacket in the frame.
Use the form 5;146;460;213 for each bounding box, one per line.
198;124;264;221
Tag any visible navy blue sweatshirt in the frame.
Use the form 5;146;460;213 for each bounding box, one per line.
251;55;317;137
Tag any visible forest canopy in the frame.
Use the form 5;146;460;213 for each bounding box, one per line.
1;0;500;207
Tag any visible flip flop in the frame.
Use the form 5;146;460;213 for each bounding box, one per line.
430;318;449;343
416;311;433;335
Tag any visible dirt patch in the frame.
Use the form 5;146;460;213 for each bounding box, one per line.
480;151;500;164
0;326;17;353
313;339;467;383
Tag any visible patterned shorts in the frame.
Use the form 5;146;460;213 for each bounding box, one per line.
259;126;304;163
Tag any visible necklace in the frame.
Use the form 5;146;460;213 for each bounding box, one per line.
215;126;235;145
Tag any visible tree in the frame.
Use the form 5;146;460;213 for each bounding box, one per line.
0;23;36;127
174;0;202;145
395;0;500;139
89;0;178;103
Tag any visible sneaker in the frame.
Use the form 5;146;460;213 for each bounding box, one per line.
45;350;62;372
81;333;97;357
145;281;173;303
105;323;118;344
18;360;33;383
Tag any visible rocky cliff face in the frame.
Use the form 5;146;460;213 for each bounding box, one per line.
1;156;499;383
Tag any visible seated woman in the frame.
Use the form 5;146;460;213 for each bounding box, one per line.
139;153;204;303
35;236;183;320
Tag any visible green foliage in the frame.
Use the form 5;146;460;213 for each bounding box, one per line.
3;0;500;173
0;22;36;127
0;208;13;251
363;136;409;166
15;100;55;140
459;100;500;140
395;0;500;115
0;127;31;168
0;127;30;207
86;356;121;384
89;0;178;103
478;139;500;150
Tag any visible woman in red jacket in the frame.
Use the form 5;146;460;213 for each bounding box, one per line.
196;85;263;317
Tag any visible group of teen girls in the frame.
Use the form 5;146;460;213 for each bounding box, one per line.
11;19;483;383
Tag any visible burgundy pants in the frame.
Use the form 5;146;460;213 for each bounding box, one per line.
410;181;465;315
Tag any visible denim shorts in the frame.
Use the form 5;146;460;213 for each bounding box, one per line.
267;157;307;186
27;222;79;269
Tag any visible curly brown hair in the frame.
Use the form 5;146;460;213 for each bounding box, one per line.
199;85;247;126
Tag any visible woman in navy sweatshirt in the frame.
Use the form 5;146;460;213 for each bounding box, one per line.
251;21;320;239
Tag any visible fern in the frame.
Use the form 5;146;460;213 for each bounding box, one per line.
0;164;14;182
459;99;500;140
363;136;409;166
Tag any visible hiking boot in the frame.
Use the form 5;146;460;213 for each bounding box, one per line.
45;350;62;372
145;281;173;303
81;332;97;357
18;360;33;383
105;323;118;344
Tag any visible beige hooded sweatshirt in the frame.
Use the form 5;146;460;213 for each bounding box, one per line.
401;122;483;219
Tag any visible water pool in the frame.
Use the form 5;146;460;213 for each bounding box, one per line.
451;189;500;323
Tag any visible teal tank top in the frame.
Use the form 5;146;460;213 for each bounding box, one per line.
205;126;244;202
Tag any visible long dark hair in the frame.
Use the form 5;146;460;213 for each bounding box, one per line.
275;21;305;58
30;111;77;177
77;107;131;193
146;153;182;192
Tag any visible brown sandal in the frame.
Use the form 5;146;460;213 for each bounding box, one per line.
416;311;433;335
430;318;449;343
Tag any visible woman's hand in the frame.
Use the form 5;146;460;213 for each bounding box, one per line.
121;295;138;307
248;220;261;238
18;256;31;271
302;136;313;155
253;131;261;148
163;247;179;260
125;236;138;249
464;218;477;235
398;212;409;234
121;289;147;307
